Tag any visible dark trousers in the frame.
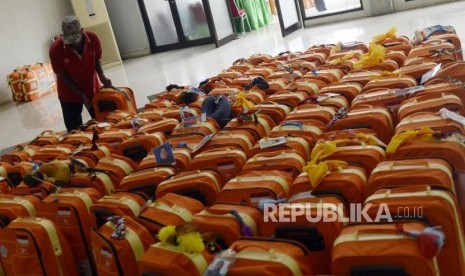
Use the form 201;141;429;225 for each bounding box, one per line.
201;96;232;128
60;101;84;132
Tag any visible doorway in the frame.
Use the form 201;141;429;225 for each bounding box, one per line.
138;0;215;53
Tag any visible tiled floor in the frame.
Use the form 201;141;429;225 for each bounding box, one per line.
0;1;464;151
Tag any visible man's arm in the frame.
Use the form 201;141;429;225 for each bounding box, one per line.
95;59;112;87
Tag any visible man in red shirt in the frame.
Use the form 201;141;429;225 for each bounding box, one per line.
50;15;112;132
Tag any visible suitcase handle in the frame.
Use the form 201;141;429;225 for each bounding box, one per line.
101;85;131;101
387;160;431;168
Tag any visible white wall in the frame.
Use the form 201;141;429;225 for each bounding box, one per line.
0;0;73;104
104;0;150;58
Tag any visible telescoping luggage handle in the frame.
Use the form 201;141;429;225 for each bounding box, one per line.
102;85;131;101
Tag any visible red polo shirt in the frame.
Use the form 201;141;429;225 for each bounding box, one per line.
49;31;102;103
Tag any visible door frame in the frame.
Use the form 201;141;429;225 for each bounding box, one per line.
276;0;303;37
204;0;237;48
137;0;215;53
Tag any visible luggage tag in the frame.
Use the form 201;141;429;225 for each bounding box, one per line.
193;134;214;154
203;250;237;276
96;122;112;128
394;85;425;97
420;63;442;84
259;136;287;149
153;143;176;166
440;108;465;125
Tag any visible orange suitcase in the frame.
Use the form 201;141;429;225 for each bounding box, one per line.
290;165;367;204
303;68;344;84
330;105;394;144
36;187;101;275
0;217;79;276
367;158;455;195
171;117;220;138
395;111;465;135
398;92;465;121
340;69;383;86
311;138;386;174
116;132;166;162
137;148;191;171
406;39;457;66
293;79;320;95
247;53;272;65
188;147;247;182
136;118;179;136
200;130;256;155
0;194;40;225
224;114;275;142
28;130;66;146
90;215;154;276
138;240;214;276
243;66;274;78
71;144;112;167
70;171;115;196
394;61;438;82
431;33;463;60
365;186;465;275
264;91;308;108
119;167;176;198
243;150;307;178
137;193;204;234
191;203;261;246
362;75;417;93
426;61;465;84
0;145;39;163
332;222;441;276
216;238;314;276
60;130;93;147
318;82;363;103
249;103;291;125
96;129;134;149
287;104;336;124
156;170;223;206
90;191;149;227
92;87;137;122
422;81;465;108
269;120;324;146
93;154;137;185
387;130;465;173
114;117;149;130
103;109;136;124
31;144;76;162
216;170;294;206
249;134;313;160
259;194;347;275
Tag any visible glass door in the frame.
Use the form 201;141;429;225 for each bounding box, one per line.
276;0;303;37
138;0;215;52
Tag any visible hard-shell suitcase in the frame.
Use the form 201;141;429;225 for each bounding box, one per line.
92;87;137;122
365;186;465;275
0;217;79;276
156;170;223;206
36;187;102;275
188;148;247;182
222;238;314;276
332;222;441;276
259;194;347;275
138;193;204;234
90;215;154;276
191;203;262;246
367;158;455;196
216;170;294;206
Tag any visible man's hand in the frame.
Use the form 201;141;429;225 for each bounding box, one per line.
101;77;112;88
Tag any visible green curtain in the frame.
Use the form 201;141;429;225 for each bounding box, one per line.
235;0;272;31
